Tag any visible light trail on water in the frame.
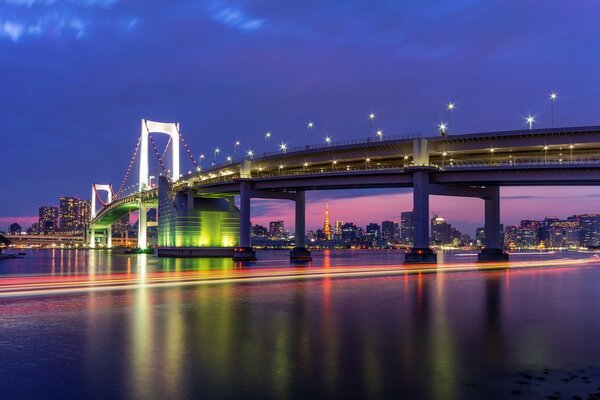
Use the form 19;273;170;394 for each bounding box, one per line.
0;258;597;298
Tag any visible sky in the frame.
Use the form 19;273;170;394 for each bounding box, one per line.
2;0;600;235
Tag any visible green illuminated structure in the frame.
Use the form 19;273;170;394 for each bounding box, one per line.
157;177;240;256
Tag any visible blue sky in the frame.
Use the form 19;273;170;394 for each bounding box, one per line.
2;0;600;233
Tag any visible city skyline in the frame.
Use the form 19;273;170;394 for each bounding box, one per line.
2;1;600;230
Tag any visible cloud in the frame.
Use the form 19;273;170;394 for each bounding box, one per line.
209;2;264;31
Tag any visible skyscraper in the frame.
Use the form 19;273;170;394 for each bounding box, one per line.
59;196;78;232
323;202;331;240
39;206;59;234
431;216;451;245
400;211;414;244
381;220;398;242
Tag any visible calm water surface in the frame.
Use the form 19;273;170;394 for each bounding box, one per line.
1;249;600;399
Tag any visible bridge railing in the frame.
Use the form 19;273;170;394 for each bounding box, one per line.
443;157;600;169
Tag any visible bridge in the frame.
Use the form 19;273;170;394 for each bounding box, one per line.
89;120;600;263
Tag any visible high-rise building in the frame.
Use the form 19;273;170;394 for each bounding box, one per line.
431;216;451;245
341;222;357;242
334;220;343;240
365;223;381;242
400;211;414;244
59;196;78;232
323;203;331;240
269;221;285;239
579;214;600;248
475;225;504;247
39;206;59;234
381;220;398;242
76;199;91;231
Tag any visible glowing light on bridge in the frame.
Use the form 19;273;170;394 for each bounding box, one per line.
325;136;331;145
549;91;558;127
438;122;447;136
280;143;287;153
526;115;535;130
376;129;383;141
247;150;254;159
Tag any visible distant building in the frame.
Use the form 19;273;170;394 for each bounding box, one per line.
8;223;21;235
381;220;399;242
334;220;343;240
268;221;285;239
365;223;380;242
39;206;59;234
475;224;504;247
341;222;357;243
431;216;451;245
579;214;600;247
251;224;268;237
400;211;414;244
59;196;91;232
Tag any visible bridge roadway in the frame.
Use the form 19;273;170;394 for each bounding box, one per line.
92;125;600;262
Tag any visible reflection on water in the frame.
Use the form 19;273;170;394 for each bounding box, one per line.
1;250;600;399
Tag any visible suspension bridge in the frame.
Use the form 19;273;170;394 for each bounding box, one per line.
89;120;600;262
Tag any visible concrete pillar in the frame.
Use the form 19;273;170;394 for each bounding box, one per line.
233;181;256;260
106;227;112;248
413;139;429;166
291;191;311;260
295;191;306;248
412;171;430;249
478;186;508;262
89;226;95;248
239;181;251;248
484;187;500;249
138;204;147;249
405;170;437;263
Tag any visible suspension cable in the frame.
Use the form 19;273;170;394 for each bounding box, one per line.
114;134;142;199
176;124;199;170
149;134;169;177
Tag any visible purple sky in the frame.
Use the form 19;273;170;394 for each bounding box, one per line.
2;0;600;235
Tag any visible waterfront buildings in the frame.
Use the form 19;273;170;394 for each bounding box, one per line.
59;196;91;232
8;223;21;235
400;211;414;245
38;206;59;234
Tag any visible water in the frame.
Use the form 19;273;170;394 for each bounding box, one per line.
1;249;600;399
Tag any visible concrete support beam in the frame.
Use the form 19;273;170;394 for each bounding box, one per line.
106;227;112;248
89;226;95;248
291;190;311;261
478;186;509;262
405;170;437;263
138;204;147;249
233;180;256;261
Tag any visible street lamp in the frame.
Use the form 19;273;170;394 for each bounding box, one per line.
280;143;287;153
307;121;314;147
234;140;240;157
569;145;574;162
526;115;535;130
369;112;375;136
490;147;495;164
226;156;232;163
247;150;254;159
199;153;205;170
365;157;371;169
438;122;447;136
278;164;284;175
376;129;383;141
303;162;308;172
265;131;271;141
332;160;337;171
447;102;455;131
442;151;447;167
404;155;409;167
214;148;220;163
549;92;558;127
543;145;549;164
325;136;331;145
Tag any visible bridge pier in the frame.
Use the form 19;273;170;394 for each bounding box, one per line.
290;190;312;261
138;203;147;250
89;226;96;248
478;186;509;262
405;170;437;264
106;227;112;248
233;181;257;261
